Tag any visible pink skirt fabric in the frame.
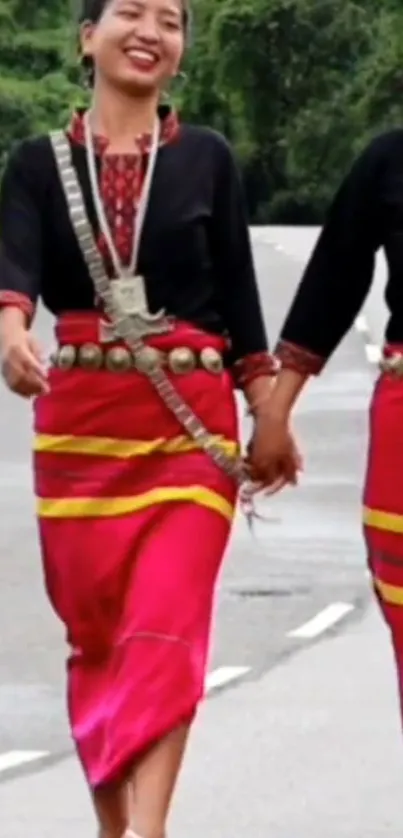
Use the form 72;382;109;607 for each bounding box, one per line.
363;346;403;726
33;314;239;788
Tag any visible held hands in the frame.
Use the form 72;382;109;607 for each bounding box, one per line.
1;327;48;397
245;409;302;495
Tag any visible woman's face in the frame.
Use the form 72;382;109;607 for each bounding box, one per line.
81;0;185;94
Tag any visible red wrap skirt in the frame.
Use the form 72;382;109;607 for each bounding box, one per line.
364;345;403;713
33;314;239;788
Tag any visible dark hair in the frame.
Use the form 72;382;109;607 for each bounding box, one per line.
81;0;190;28
80;0;190;86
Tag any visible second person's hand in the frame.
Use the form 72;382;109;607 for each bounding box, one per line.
246;410;302;494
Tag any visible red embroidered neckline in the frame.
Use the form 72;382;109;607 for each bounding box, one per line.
67;104;180;155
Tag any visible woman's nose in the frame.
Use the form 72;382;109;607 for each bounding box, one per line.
134;13;160;44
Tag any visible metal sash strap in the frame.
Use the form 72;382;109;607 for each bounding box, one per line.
49;131;245;486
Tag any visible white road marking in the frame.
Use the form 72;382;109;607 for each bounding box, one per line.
0;750;49;774
0;672;250;769
365;344;382;364
288;602;354;639
206;666;250;692
354;314;382;365
354;314;369;334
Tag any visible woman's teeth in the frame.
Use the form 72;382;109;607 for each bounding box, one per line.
126;49;157;65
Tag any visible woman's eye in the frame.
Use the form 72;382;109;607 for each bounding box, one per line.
161;18;180;30
117;8;140;20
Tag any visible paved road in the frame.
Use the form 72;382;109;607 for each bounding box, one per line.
0;238;376;806
2;603;400;838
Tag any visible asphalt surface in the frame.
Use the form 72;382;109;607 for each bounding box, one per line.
0;233;393;835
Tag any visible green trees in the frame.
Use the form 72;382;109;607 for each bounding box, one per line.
0;0;81;164
0;0;402;221
182;0;400;220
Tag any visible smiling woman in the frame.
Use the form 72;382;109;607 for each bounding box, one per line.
80;0;190;94
0;0;286;835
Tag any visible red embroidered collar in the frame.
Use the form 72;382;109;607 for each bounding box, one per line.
67;104;179;155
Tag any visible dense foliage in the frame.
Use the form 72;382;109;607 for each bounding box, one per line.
1;0;402;221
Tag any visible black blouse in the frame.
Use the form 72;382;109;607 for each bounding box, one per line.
277;129;403;374
0;119;270;367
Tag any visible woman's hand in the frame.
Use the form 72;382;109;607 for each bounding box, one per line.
246;411;302;494
1;326;48;398
242;367;308;494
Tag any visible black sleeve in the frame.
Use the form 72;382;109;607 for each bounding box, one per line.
209;136;269;361
0;142;43;304
278;140;383;361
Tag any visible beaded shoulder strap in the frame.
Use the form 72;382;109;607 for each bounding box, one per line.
49;130;245;487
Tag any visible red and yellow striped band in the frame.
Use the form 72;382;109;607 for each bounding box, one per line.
34;432;239;522
364;504;403;606
34;432;239;459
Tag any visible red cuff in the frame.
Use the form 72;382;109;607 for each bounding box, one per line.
232;351;279;387
275;340;325;376
0;291;35;322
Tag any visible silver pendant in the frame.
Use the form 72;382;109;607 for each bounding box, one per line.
99;313;171;343
111;276;164;322
99;275;171;342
